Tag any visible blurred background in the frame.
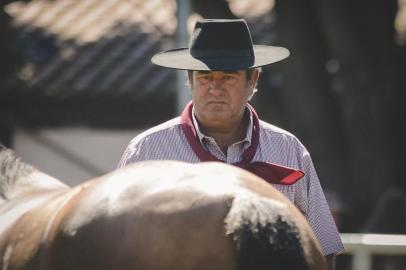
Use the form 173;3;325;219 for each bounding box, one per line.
1;0;405;269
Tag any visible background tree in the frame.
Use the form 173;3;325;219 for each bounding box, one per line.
274;0;406;231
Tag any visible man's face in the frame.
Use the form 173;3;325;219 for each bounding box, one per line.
189;69;258;130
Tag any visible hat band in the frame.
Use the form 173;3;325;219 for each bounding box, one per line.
191;49;254;59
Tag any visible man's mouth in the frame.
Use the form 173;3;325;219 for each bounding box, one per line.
208;101;226;105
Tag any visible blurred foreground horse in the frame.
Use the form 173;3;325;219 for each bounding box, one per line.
0;147;326;270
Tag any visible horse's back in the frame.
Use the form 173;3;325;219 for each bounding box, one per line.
46;162;239;270
1;161;326;270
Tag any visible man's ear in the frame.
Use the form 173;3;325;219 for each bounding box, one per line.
251;68;260;87
249;68;260;89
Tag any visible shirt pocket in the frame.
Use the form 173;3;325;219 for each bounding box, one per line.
272;184;295;203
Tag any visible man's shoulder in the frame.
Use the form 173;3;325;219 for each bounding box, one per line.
258;120;308;155
258;120;297;139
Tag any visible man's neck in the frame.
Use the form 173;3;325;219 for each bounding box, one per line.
198;115;249;154
205;126;243;151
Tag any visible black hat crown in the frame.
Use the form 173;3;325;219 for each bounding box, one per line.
190;19;254;59
151;19;289;71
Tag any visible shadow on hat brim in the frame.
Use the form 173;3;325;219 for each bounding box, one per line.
151;45;290;71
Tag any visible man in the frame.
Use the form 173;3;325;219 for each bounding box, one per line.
119;19;344;269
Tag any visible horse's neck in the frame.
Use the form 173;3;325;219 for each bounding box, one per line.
0;148;68;202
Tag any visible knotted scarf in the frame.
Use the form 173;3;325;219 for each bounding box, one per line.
180;101;304;185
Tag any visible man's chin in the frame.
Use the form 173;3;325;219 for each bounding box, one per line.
205;113;229;123
209;102;232;112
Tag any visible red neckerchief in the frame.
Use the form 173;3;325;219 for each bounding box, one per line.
180;101;304;185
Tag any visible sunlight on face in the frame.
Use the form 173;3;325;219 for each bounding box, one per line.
189;70;255;129
195;71;241;87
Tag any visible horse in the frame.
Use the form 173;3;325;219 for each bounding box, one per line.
0;147;326;270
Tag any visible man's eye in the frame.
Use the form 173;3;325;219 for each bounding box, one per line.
224;75;237;81
198;75;211;82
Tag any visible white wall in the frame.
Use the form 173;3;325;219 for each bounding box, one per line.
14;127;142;186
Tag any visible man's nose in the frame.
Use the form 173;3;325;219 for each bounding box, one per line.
209;77;225;89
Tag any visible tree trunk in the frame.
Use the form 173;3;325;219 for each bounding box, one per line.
273;0;348;201
274;0;401;231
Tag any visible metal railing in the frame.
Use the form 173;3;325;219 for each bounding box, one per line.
340;233;406;270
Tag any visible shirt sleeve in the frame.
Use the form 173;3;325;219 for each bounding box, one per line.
117;136;151;168
117;125;197;168
117;144;133;168
293;140;345;256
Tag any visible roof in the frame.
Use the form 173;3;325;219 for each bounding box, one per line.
2;0;277;127
4;0;177;102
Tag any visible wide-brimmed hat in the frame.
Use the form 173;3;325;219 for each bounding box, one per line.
151;19;290;71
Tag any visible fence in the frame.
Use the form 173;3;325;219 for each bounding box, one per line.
340;233;406;270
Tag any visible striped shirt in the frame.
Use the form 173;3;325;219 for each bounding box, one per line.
118;109;344;256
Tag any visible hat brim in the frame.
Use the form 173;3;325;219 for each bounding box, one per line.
151;45;290;71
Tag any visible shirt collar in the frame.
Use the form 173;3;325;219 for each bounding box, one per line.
191;106;253;145
181;101;304;185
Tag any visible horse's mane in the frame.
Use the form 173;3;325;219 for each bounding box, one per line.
225;195;309;270
0;146;35;200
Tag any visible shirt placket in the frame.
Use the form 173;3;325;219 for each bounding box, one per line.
202;137;226;161
203;137;249;164
226;142;247;163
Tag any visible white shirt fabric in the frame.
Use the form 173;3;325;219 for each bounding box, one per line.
118;110;344;256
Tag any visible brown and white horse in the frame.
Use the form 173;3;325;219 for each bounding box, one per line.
0;147;326;270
